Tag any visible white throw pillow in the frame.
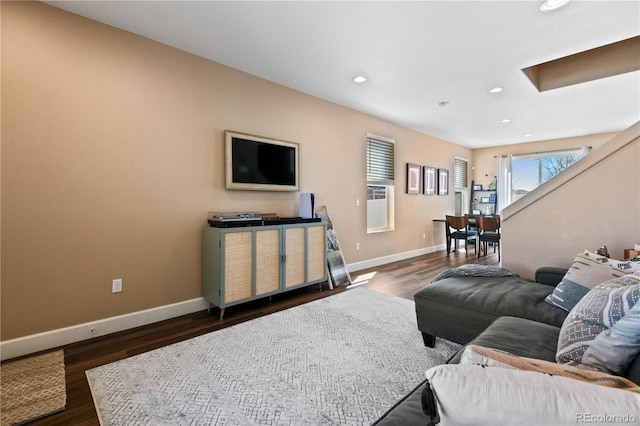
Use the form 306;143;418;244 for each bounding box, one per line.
424;364;640;425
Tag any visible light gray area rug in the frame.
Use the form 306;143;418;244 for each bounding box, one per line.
86;287;460;425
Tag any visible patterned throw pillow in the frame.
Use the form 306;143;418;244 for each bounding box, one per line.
581;302;640;375
556;274;640;374
545;251;640;312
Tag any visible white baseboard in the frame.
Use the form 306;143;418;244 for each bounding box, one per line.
0;298;209;361
347;244;446;273
1;245;446;361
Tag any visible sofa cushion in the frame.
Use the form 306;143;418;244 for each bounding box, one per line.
557;274;640;374
545;251;640;312
416;277;566;345
448;316;560;364
423;364;640;426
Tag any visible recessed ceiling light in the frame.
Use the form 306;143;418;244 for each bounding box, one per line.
540;0;570;12
353;76;367;83
501;119;511;123
524;133;533;137
489;87;504;93
438;101;450;107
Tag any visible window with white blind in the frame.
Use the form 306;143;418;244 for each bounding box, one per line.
454;157;468;189
366;135;395;233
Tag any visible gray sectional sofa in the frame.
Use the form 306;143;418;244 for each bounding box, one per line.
374;266;640;425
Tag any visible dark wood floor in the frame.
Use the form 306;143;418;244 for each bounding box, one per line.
22;248;498;425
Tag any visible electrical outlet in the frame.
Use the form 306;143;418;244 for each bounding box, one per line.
422;233;426;240
356;242;360;251
112;278;123;293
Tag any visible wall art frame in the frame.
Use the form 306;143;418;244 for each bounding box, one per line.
438;168;449;195
406;163;421;194
423;166;436;195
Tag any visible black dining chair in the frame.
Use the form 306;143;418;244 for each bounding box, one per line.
445;215;477;256
477;215;501;260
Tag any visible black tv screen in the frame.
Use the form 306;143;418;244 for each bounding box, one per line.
225;131;299;191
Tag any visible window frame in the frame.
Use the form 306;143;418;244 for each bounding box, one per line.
366;134;395;233
453;157;468;189
510;148;584;202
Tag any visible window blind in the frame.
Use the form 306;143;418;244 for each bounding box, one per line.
454;158;467;188
367;137;394;185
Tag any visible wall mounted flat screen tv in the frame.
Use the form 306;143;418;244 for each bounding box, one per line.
225;130;299;191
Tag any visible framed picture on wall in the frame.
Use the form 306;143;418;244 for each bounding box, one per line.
406;163;421;194
423;166;436;195
438;168;449;195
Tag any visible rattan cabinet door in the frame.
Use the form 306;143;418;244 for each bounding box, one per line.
306;224;326;282
283;226;305;289
255;228;281;296
223;231;253;303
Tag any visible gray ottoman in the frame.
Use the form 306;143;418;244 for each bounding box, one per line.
414;275;567;347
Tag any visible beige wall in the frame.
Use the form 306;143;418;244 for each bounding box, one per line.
1;2;469;340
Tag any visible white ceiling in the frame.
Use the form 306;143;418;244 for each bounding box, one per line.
46;1;640;149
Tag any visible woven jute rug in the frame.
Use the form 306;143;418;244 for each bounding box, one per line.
1;350;66;426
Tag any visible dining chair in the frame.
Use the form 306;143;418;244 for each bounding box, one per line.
445;215;477;256
477;215;501;260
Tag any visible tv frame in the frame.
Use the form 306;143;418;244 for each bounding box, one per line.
225;130;299;192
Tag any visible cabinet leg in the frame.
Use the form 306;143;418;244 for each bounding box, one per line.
219;308;225;321
208;302;213;313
